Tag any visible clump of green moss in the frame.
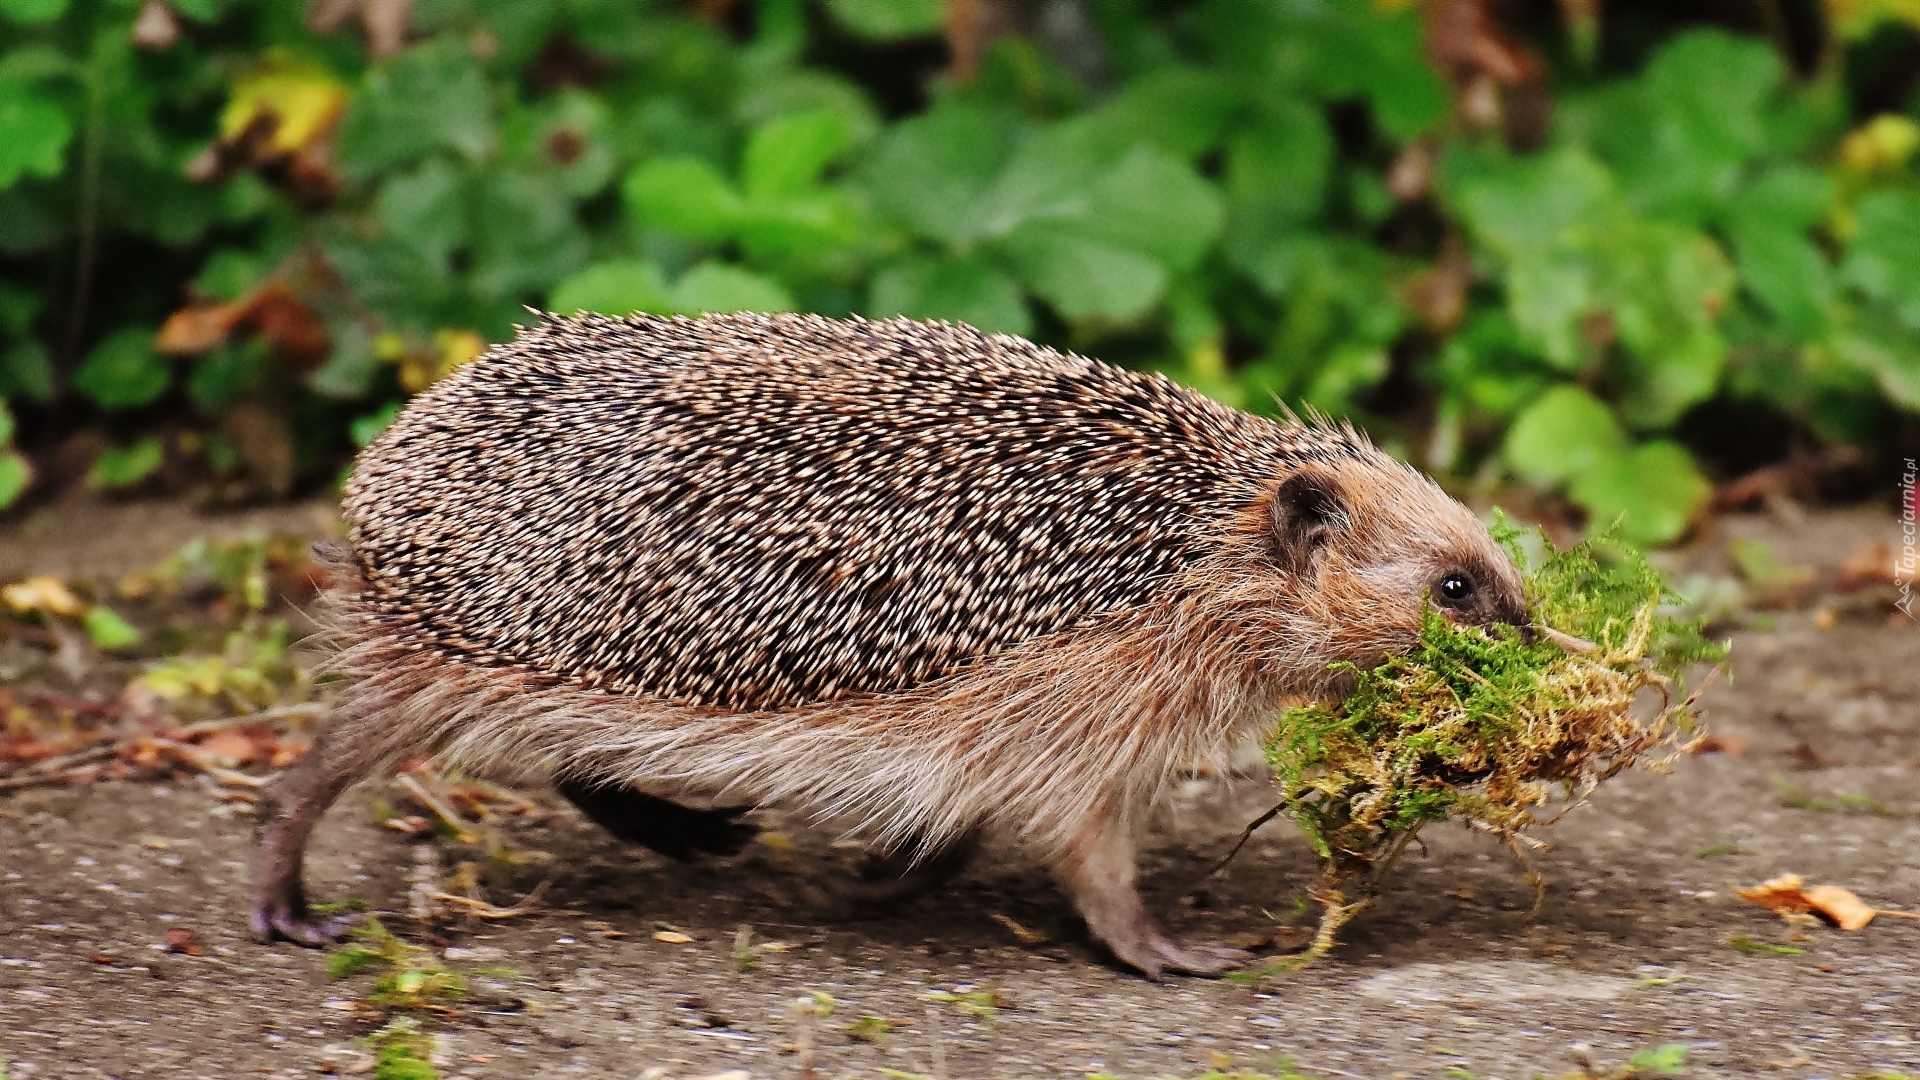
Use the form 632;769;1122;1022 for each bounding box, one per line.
1260;518;1726;965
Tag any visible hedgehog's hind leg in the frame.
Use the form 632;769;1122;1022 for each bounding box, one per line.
554;777;759;861
252;701;397;945
1054;803;1249;980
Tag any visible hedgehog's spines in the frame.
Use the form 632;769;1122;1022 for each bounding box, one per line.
347;313;1379;713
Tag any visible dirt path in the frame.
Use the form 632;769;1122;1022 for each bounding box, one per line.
2;502;1917;1080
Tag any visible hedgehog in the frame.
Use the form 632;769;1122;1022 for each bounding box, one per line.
252;312;1529;978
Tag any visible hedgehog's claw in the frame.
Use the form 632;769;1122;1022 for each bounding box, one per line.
1104;930;1249;980
1152;939;1251;978
251;889;351;946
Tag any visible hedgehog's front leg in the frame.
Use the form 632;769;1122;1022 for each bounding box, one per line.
1054;802;1250;979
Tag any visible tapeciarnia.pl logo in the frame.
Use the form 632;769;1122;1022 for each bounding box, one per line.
1899;457;1916;620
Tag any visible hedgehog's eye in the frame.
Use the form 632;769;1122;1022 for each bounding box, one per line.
1436;573;1475;606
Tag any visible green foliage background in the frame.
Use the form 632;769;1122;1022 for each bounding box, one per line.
1;0;1918;543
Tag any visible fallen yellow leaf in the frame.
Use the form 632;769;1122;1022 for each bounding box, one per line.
1738;873;1920;931
4;576;84;617
1802;884;1877;931
653;930;694;944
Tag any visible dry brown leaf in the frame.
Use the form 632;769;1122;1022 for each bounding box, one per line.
1738;873;1920;931
163;926;203;956
196;729;258;767
156;301;247;355
1688;732;1749;756
653;930;694;944
1837;540;1895;590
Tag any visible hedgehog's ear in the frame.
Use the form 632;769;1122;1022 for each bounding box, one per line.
1268;468;1347;577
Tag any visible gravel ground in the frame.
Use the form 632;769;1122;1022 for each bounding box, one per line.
1;501;1916;1080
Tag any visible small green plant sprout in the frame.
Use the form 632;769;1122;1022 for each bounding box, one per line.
788;990;836;1075
844;1013;894;1044
732;924;759;972
1727;932;1806;955
1625;1043;1690;1076
326;919;467;1009
1254;519;1726;968
363;1017;438;1080
1771;776;1902;816
920;986;1007;1022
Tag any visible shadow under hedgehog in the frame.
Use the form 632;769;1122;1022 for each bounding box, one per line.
253;313;1528;979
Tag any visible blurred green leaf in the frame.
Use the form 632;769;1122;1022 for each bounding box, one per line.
1451;145;1618;262
868;254;1030;335
671;262;794;314
824;0;944;40
0;83;72;189
0;397;12;443
74;329;169;410
999;231;1164;324
351;401;403;447
863;102;1013;248
0;0;66;25
169;0;223;21
377;157;468;270
1196;0;1444;140
1729;224;1833;337
193;249;267;303
735;188;865;265
1588;29;1786;224
1726;164;1833;236
88;437;165;490
0;448;28;508
1833;302;1920;409
337;39;493;178
985;134;1221;322
1843;190;1920;327
1089;67;1240;161
742;107;851;200
1568;439;1710;545
1503;386;1628;488
3;338;53;401
1300;343;1388;415
309;322;379;400
550;261;672;316
83;605;141;650
735;68;880;149
1070;145;1224;273
468;170;589;306
623;156;741;240
187;341;270;412
1226;98;1334;226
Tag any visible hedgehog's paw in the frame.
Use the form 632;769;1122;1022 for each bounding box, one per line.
1151;938;1252;978
251;888;351;947
1102;928;1249;980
